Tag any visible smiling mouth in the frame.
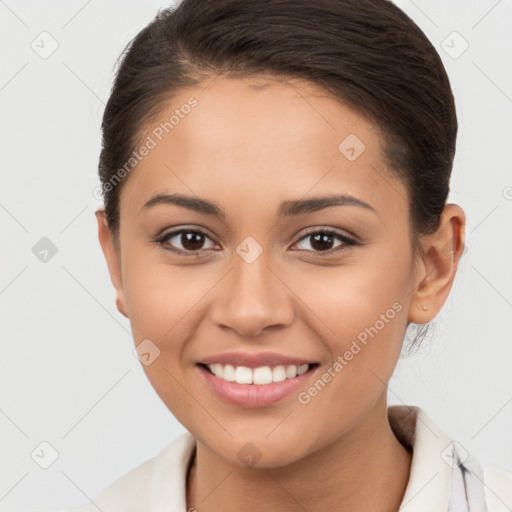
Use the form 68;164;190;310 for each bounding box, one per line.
198;362;319;385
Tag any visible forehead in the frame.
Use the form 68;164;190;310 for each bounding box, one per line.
121;76;407;220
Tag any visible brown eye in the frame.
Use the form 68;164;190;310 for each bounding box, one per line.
293;229;358;255
158;229;216;254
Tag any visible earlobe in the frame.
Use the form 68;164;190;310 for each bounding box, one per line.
95;207;129;319
408;204;466;324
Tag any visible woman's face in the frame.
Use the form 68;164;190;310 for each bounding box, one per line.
100;75;425;466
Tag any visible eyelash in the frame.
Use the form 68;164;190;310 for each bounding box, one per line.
154;227;359;258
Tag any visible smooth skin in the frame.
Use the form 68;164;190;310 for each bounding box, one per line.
96;75;465;512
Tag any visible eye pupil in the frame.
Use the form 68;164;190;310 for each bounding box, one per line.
182;232;205;251
311;233;334;251
159;228;353;257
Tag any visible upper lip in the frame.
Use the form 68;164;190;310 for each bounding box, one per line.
199;351;316;368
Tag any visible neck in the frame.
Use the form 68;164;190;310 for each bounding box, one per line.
186;394;412;512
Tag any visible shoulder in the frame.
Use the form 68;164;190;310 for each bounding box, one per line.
482;462;512;512
68;431;196;512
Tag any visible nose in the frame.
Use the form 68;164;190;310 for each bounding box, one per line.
209;253;295;338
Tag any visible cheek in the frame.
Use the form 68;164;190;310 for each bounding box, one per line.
286;254;411;400
295;288;407;428
122;250;208;338
124;264;206;422
288;257;410;340
123;260;217;405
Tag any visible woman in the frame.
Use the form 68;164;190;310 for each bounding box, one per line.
72;0;512;510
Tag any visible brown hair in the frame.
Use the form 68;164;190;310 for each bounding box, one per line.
98;0;458;349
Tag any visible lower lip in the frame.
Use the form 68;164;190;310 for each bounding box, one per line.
196;364;319;408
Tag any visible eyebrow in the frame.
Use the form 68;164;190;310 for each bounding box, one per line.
140;193;377;218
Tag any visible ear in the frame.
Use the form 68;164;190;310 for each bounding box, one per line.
408;203;466;324
95;207;129;319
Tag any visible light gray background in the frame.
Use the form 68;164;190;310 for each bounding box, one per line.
1;0;511;510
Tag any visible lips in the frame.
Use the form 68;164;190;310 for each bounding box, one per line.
196;361;320;408
194;351;320;407
199;351;315;368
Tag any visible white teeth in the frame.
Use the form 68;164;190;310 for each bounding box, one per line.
253;366;273;385
206;363;311;384
297;364;309;375
211;364;223;379
272;365;287;382
285;365;297;378
235;366;253;384
222;364;236;382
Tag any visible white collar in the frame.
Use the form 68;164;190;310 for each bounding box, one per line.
388;405;453;511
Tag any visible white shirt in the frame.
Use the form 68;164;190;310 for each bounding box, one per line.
65;405;512;512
